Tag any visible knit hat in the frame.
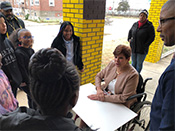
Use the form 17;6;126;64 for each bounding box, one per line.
139;9;148;18
0;1;12;11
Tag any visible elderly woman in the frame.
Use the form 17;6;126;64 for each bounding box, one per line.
88;45;139;108
0;48;82;131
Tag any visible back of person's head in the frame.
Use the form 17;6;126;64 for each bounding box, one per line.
9;28;21;48
113;45;131;59
28;48;80;115
58;21;74;37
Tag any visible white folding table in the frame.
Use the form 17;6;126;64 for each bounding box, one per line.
73;83;137;131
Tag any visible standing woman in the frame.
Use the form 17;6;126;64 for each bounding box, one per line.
128;9;155;73
0;13;22;97
51;21;84;72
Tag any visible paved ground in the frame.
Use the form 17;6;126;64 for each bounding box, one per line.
17;53;172;106
16;18;174;130
17;17;173;106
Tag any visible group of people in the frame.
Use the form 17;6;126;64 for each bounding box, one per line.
0;0;174;130
0;1;37;111
0;2;85;130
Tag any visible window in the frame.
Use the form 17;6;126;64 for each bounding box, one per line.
26;0;28;6
30;0;34;6
35;0;39;5
49;0;55;6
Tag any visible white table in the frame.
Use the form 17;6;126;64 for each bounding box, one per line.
73;83;137;131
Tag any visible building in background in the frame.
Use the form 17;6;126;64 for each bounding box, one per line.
0;0;63;21
1;0;151;20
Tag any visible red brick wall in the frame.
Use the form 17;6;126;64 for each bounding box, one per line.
40;0;62;11
11;0;62;12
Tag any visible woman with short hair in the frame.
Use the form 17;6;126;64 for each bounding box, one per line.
88;45;139;108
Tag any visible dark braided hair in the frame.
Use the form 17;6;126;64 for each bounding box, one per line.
29;48;80;115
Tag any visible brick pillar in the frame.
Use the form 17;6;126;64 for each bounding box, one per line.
62;0;106;85
145;0;168;63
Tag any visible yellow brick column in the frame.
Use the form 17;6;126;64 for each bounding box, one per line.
145;0;168;63
63;0;106;85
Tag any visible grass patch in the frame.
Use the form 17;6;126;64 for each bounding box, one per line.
101;37;175;69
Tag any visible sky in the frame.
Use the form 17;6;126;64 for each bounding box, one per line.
106;0;151;10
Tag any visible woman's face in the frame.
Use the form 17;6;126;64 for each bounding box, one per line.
18;31;33;47
63;25;73;41
0;17;7;34
139;13;147;23
114;53;129;68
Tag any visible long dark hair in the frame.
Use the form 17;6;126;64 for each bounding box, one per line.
57;21;75;37
0;13;7;39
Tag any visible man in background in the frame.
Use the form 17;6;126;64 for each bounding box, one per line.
150;0;175;130
0;1;25;36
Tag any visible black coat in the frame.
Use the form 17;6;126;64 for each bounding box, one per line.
51;35;84;70
5;15;25;36
0;107;82;130
15;47;34;85
128;20;155;54
0;34;22;87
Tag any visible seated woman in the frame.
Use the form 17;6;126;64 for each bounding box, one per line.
88;45;139;108
78;45;139;128
0;48;82;131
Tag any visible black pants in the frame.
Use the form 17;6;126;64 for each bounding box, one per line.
19;85;37;110
10;82;18;98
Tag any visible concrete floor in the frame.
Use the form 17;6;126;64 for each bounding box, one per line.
16;18;173;130
16;53;173;131
17;54;172;106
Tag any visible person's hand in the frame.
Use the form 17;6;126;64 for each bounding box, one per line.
129;39;131;43
96;87;105;101
88;94;98;100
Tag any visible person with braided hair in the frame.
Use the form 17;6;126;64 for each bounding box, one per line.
0;48;82;130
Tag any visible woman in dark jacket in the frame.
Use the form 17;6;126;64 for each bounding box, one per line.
51;21;84;72
0;13;22;97
128;9;155;73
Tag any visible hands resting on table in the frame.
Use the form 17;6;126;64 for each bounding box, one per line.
88;87;112;102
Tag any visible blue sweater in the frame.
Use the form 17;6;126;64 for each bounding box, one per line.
150;60;175;130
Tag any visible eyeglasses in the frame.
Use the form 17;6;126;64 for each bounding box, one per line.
22;36;34;39
159;17;175;26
